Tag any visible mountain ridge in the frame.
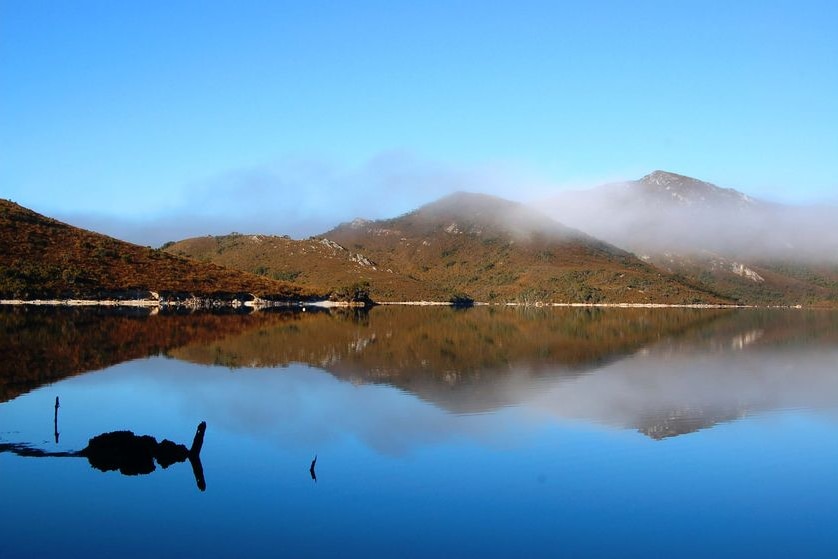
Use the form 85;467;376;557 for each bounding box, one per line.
5;168;835;307
167;190;730;304
318;191;728;304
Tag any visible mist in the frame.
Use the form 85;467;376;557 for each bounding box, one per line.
47;156;838;269
53;152;553;248
538;181;838;265
524;345;838;436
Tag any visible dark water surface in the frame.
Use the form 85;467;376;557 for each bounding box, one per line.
2;306;838;557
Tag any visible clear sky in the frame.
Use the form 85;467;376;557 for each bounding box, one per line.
1;0;836;245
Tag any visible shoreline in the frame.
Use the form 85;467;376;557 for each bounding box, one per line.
0;298;161;307
0;298;804;309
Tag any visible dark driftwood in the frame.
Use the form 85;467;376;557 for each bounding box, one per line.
80;421;207;490
54;396;60;443
0;421;208;491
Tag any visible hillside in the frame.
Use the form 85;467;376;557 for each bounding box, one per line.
165;192;732;304
0;199;320;302
542;171;838;306
322;192;729;304
164;233;443;301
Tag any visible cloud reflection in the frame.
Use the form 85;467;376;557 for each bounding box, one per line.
103;309;838;452
8;307;838;457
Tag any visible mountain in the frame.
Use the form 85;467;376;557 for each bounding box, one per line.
609;170;759;210
166;191;729;304
320;192;728;304
544;170;769;254
0;199;319;302
542;171;838;306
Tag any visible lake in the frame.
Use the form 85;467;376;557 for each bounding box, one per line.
2;305;838;558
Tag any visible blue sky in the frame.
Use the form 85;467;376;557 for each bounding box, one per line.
1;0;836;245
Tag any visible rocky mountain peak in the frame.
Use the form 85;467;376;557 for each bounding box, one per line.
636;170;754;208
640;170;697;186
348;218;371;229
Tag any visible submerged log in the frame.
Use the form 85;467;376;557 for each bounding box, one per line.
79;422;207;490
0;420;208;491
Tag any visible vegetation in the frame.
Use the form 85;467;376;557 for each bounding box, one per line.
331;281;373;305
163;233;439;302
449;293;475;307
5;193;833;307
647;254;838;307
321;194;732;304
0;200;321;301
167;194;734;305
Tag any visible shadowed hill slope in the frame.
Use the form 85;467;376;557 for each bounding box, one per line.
0;200;320;301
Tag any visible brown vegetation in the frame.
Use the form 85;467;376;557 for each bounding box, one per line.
168;193;732;304
649;255;838;307
0;200;321;301
164;233;442;301
323;193;730;304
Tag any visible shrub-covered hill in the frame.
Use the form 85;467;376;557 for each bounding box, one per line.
167;193;730;304
0;199;320;301
163;233;445;301
322;192;731;304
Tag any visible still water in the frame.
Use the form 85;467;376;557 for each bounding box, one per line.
1;306;838;557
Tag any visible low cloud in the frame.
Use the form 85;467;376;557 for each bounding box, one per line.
54;152;554;247
539;182;838;264
50;154;837;263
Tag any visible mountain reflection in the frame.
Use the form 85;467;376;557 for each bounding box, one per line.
2;305;838;439
0;421;207;491
0;305;305;402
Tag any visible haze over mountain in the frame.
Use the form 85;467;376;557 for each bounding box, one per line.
5;170;836;306
319;192;725;304
543;170;838;261
170;191;725;304
541;171;838;305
